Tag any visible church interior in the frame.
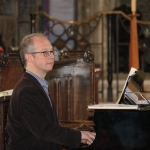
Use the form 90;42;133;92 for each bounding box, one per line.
1;0;150;149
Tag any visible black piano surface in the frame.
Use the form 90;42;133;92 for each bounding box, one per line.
72;109;150;150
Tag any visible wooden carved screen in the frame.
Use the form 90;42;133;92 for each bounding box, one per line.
45;59;95;120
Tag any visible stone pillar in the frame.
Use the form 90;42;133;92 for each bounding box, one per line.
77;0;121;102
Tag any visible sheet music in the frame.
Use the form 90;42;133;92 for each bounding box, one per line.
125;87;138;104
0;89;13;97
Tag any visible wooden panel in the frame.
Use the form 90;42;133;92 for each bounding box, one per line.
46;59;94;120
0;54;24;91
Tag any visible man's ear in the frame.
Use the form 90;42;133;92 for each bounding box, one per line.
25;53;33;63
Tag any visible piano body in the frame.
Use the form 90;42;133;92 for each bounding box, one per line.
72;109;150;150
72;68;150;150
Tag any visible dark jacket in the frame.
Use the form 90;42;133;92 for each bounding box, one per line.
7;72;81;150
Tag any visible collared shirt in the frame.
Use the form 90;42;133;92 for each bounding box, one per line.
26;70;52;106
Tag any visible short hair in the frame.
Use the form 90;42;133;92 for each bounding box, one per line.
19;33;49;67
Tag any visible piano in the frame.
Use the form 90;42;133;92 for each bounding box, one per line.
72;67;150;150
71;109;150;150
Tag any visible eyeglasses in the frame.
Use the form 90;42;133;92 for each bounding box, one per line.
28;50;55;57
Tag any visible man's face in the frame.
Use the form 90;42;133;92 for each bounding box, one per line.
31;37;54;74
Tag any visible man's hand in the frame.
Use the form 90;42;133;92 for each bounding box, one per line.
81;131;96;145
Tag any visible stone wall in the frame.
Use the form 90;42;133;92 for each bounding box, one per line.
77;0;121;73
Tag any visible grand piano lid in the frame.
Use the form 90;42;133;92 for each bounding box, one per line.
116;67;147;104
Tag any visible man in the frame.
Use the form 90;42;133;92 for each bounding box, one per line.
7;33;96;150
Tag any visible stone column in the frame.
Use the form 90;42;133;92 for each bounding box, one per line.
77;0;121;102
